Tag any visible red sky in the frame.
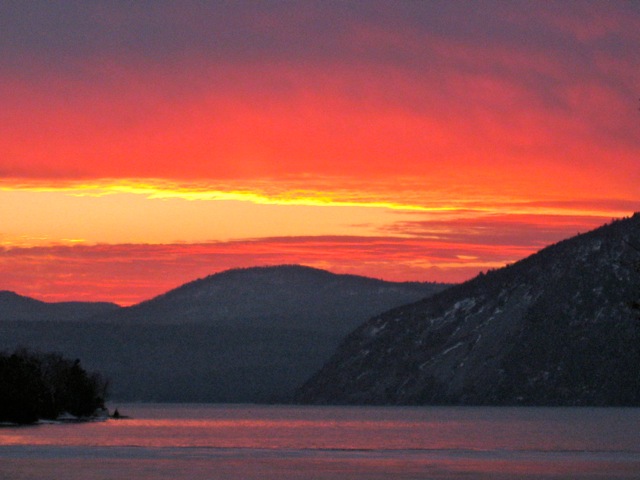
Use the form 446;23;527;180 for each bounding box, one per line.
1;2;638;305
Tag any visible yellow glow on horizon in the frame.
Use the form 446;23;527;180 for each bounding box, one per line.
0;178;451;212
0;176;634;254
0;177;631;220
0;185;410;247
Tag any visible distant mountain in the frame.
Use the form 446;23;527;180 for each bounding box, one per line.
297;214;640;406
96;265;442;330
0;265;449;402
0;291;120;321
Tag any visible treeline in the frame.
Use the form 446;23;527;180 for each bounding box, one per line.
0;349;108;424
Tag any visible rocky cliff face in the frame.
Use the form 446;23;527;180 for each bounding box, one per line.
297;214;640;406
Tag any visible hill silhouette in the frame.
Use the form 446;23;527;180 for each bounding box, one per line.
0;265;448;402
0;292;119;321
298;214;640;406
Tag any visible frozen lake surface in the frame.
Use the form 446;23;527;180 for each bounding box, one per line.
1;404;639;479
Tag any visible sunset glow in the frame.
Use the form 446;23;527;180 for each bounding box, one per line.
1;2;638;304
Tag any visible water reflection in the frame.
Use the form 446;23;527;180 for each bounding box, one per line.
1;405;639;479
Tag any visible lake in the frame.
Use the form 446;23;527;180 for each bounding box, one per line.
1;404;639;479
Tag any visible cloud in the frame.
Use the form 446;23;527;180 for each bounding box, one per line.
380;212;610;248
0;234;537;305
0;2;637;305
1;2;638;191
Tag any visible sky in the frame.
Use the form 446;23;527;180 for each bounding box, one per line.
1;1;639;305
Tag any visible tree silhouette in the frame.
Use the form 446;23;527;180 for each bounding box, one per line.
0;349;108;424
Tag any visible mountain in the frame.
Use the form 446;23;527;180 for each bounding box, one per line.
0;291;120;321
297;214;640;406
95;265;443;331
0;265;448;402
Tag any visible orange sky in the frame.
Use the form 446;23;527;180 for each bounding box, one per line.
1;2;638;305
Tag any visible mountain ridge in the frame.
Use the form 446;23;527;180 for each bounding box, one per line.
297;214;640;406
0;291;120;322
94;264;443;331
0;265;449;402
